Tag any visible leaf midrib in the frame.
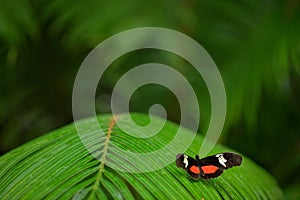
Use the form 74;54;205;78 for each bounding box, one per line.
88;115;119;199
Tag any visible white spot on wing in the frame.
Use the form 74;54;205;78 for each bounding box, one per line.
183;155;188;168
216;154;227;167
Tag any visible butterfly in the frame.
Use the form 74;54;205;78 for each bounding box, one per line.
176;153;242;180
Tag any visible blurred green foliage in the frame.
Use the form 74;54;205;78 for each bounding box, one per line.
0;0;299;197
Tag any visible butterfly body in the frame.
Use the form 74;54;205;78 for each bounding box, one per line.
176;153;242;180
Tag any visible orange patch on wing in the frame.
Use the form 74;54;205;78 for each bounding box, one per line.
190;165;200;174
201;165;218;174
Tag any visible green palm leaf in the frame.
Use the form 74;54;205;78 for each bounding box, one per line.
0;113;283;199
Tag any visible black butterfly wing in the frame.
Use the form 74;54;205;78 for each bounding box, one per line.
199;153;242;179
176;154;201;180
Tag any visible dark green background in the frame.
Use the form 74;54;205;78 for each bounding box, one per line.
0;0;299;198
